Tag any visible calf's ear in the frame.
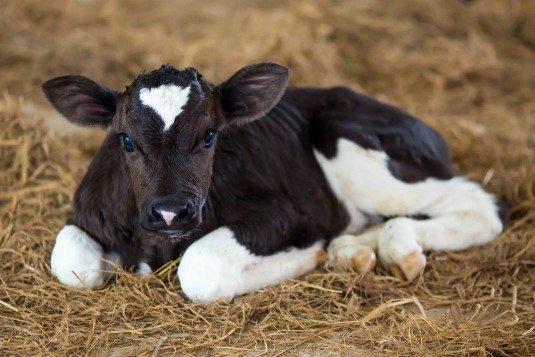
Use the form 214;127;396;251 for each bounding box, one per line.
216;63;289;126
42;75;117;128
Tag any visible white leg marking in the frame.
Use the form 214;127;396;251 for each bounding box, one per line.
139;84;191;131
136;262;153;275
178;227;324;303
50;225;120;289
316;139;504;280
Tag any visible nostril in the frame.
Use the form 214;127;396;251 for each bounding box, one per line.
177;203;193;220
150;207;163;223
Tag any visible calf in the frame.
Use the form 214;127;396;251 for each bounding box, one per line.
43;63;508;303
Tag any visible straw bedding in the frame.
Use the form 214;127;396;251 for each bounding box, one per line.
1;0;534;355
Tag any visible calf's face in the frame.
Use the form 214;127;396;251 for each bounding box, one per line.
42;63;289;238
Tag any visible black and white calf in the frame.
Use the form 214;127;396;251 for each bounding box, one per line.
43;63;508;303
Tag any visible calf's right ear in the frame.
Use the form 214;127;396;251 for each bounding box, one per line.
42;75;117;128
216;63;289;126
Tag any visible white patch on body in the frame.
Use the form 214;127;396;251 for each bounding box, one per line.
317;139;503;279
314;139;413;226
160;210;177;226
139;84;191;131
178;227;324;303
50;225;121;289
136;262;153;275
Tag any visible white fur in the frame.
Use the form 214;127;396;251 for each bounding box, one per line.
136;262;153;275
314;139;416;222
139;84;191;131
178;227;324;303
50;225;120;289
318;139;503;279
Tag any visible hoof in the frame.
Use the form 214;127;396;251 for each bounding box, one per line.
328;235;377;274
351;246;377;274
390;251;426;282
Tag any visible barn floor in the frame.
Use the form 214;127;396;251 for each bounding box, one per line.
1;0;534;355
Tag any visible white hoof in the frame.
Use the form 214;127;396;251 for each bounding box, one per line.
50;225;120;289
327;234;377;274
377;218;426;281
397;251;427;282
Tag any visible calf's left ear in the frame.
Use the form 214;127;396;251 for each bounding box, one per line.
42;75;117;128
215;63;289;126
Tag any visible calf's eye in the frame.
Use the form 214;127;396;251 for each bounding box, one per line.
203;129;216;147
122;134;134;152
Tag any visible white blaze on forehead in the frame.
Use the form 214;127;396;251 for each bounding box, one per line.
139;84;191;131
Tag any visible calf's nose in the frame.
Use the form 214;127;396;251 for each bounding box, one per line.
147;202;195;231
160;210;177;226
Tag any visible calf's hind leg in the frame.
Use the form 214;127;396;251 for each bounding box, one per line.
320;140;504;280
376;178;504;280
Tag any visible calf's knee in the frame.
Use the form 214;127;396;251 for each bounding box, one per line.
177;237;240;303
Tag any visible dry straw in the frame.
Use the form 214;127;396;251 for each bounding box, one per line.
1;0;534;355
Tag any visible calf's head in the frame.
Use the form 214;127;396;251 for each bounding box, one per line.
43;63;289;237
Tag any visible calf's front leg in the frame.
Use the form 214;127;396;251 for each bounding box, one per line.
178;227;325;303
50;225;121;289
